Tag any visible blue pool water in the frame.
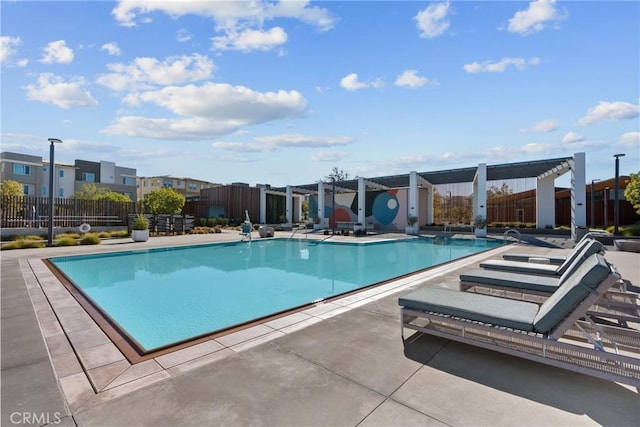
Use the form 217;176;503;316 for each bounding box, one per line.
50;237;503;351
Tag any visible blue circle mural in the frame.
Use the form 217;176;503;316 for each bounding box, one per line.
372;190;399;225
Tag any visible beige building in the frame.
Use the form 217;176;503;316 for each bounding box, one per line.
137;176;221;201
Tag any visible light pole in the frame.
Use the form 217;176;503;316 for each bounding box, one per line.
47;138;63;247
590;179;600;228
613;153;625;235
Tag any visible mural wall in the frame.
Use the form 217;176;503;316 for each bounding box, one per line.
309;189;411;231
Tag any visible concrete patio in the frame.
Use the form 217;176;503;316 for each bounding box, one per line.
2;230;638;426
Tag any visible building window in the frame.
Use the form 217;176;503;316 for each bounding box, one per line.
82;172;95;182
23;184;31;195
163;179;173;187
41;186;47;196
59;188;64;197
59;170;64;178
188;183;197;190
13;164;31;175
122;177;135;186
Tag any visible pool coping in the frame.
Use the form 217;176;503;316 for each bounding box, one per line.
21;236;513;412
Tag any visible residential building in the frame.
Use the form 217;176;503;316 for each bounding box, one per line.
74;159;137;200
137;175;221;201
0;152;43;196
0;152;137;201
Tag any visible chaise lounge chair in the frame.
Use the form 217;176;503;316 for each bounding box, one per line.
460;258;640;326
479;238;603;276
399;253;640;387
501;232;597;265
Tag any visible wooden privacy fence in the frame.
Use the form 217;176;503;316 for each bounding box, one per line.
0;195;134;229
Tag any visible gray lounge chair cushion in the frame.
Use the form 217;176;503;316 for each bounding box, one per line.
460;269;560;293
399;287;538;331
480;239;603;277
533;254;610;333
502;253;565;265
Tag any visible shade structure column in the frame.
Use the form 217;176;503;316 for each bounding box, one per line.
357;177;366;225
570;152;587;241
536;175;556;228
473;163;487;220
317;181;325;225
286;186;293;225
409;171;419;225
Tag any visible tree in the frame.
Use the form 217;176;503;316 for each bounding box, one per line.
624;172;640;214
324;167;350;183
487;182;513;199
0;180;24;197
72;183;131;202
142;187;185;215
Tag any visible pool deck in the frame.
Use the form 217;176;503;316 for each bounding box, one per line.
2;229;639;426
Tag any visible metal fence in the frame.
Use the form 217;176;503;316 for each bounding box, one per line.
0;195;134;229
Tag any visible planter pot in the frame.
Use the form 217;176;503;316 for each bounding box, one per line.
405;225;418;235
132;229;149;242
474;228;487;238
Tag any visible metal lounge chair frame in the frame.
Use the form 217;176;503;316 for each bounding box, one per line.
400;257;640;388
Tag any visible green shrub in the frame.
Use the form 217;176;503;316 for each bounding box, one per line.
1;240;46;250
55;237;77;247
132;214;149;230
56;232;80;240
79;233;101;245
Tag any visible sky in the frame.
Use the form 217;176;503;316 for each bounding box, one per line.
1;0;639;189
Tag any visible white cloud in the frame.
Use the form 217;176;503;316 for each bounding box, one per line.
507;0;566;35
464;57;541;73
578;101;640;125
521;119;559;133
311;151;349;162
16;58;29;67
25;73;99;109
562;132;584;144
40;40;74;64
254;134;353;148
104;83;307;140
340;73;384;92
177;29;192;43
414;1;451;39
96;54;215;91
0;36;21;63
395;70;429;89
619;132;640;149
213;134;353;153
112;0;334;52
101;42;122;56
212;27;288;52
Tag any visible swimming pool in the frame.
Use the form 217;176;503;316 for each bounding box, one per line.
49;237;503;353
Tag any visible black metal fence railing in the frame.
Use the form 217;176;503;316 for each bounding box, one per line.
0;195;134;229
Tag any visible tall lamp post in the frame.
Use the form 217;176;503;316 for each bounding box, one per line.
590;179;600;228
613;153;625;235
47;138;63;247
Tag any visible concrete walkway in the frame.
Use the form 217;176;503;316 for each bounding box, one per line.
2;230;638;426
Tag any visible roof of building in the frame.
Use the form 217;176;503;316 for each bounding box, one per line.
270;156;573;194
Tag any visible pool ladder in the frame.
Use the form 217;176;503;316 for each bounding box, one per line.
290;225;308;239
